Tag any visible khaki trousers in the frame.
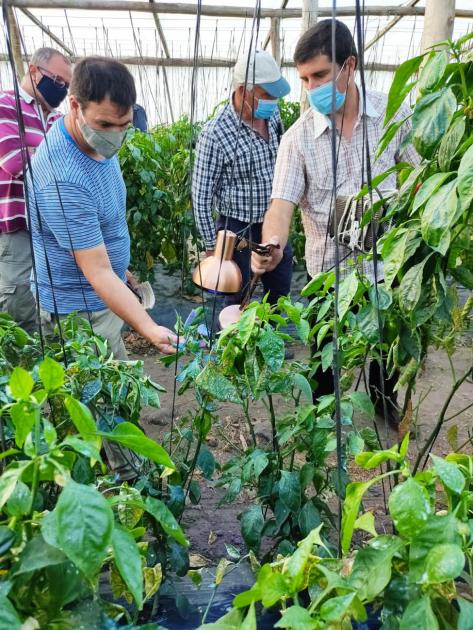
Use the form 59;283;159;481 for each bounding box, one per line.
0;230;37;334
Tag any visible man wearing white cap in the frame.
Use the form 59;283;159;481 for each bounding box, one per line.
192;49;293;308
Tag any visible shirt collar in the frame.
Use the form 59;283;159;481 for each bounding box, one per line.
18;86;34;104
312;84;380;139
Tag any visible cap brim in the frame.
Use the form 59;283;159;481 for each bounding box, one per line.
260;76;291;98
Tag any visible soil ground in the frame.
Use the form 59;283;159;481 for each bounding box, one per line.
125;332;473;565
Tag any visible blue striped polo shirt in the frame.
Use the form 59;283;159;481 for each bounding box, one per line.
27;117;130;314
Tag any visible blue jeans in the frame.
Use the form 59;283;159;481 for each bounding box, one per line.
216;215;293;307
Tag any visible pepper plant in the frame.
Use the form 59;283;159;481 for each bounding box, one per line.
202;442;472;629
0;315;189;627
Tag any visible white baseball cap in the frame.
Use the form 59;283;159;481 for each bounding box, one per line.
233;49;291;98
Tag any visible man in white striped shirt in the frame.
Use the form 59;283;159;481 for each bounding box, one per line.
252;20;418;427
0;48;71;332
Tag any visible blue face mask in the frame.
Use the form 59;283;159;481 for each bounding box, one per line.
306;64;347;115
254;98;278;120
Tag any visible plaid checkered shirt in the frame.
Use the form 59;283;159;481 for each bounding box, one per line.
271;87;419;279
192;102;283;248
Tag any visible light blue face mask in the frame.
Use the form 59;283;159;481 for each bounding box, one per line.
306;64;347;115
254;98;278;120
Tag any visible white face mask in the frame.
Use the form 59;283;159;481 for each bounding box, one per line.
79;109;127;159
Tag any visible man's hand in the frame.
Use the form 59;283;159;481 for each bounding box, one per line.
149;325;178;355
251;237;283;275
205;249;215;258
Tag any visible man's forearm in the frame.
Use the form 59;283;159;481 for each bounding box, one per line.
261;199;295;247
86;268;161;342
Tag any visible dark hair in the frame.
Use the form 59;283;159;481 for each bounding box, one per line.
70;57;136;113
294;19;357;68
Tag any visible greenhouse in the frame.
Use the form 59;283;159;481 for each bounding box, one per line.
0;0;472;628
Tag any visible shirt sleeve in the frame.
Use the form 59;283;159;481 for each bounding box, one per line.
394;102;421;167
0;104;28;179
271;131;306;205
191;126;223;249
32;182;104;251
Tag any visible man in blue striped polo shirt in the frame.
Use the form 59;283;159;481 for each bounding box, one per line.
28;57;177;479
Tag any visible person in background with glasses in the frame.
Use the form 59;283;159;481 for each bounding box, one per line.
0;47;72;333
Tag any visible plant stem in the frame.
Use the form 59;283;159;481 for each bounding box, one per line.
268;395;282;469
413;368;472;473
243;400;257;447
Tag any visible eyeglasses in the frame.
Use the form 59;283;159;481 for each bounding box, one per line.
37;66;69;89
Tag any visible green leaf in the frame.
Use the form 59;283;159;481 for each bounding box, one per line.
417;50;448;93
99;422;174;469
10;401;39;448
286;525;324;590
13;534;67;575
259;570;289;608
376;118;409;160
0;462;30;510
349;391;375;420
62;435;102;463
237;307;257;347
457;142;473;211
388;477;433;539
292;373;313;402
399;255;433;313
9;366;34;400
355;446;401;469
199;607;244;629
421;179;457;254
438;116;465;171
425;543;464;584
0;526;16;555
240;506;264;552
64;396;99;446
412;88;457;158
320;592;356;623
338;272;358;320
0;595;21;630
430;454;465;495
321;343;333;372
275;606;314;628
412;172;454;213
346;431;364;455
385;54;424;125
298;501;321;537
197;446;215;480
241;602;257;630
279;470;301;512
196;365;242;404
458;597;473;630
52;480;114;579
409;513;461;583
112;525;143;609
144;496;188;547
257;326;284;371
399;596;439;630
39;357;65;391
349;542;399;600
342;477;381;553
353;512;377;537
6;480;31;517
